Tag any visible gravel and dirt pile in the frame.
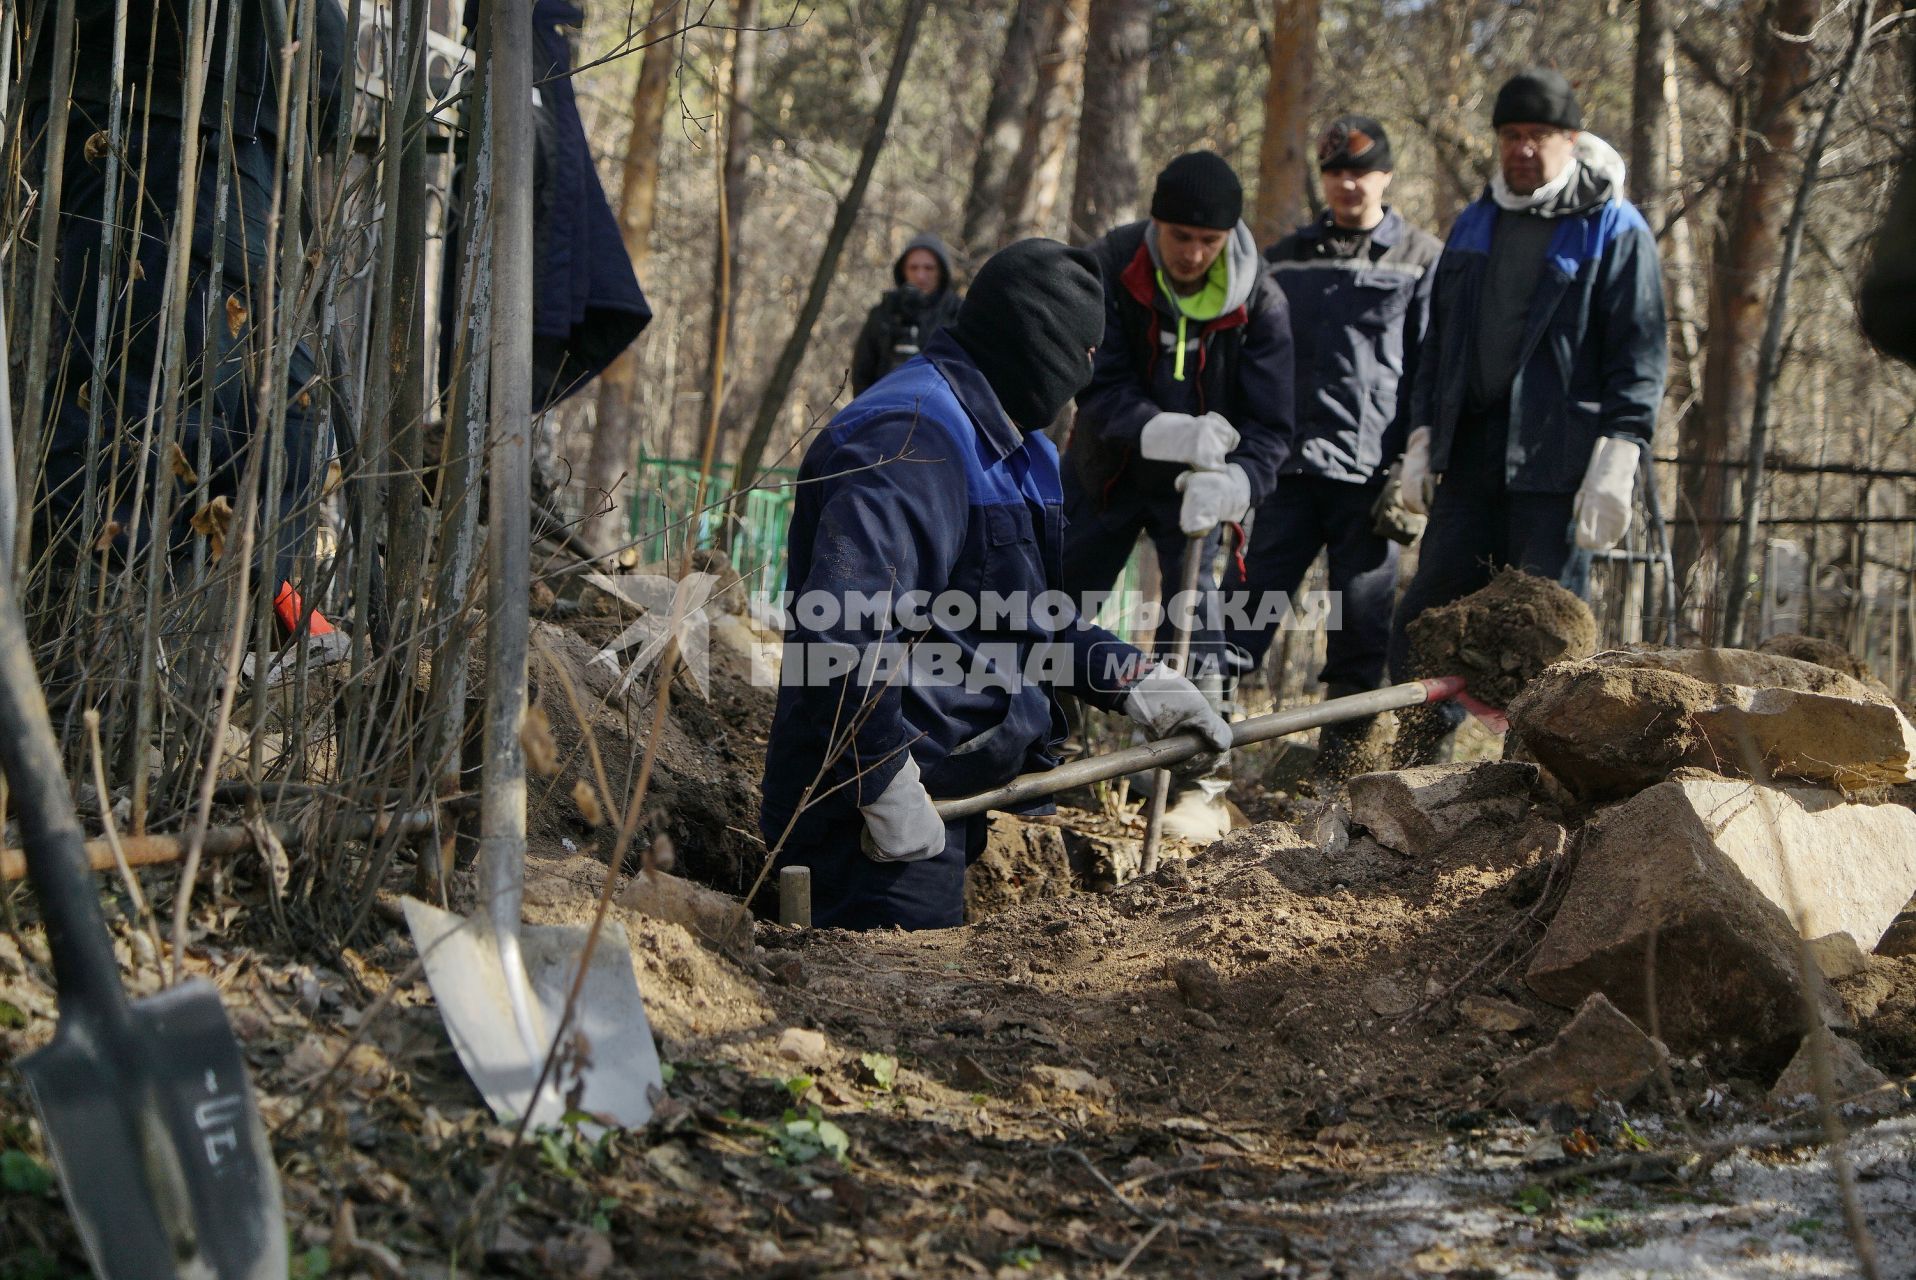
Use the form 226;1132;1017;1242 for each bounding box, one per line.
1406;568;1599;709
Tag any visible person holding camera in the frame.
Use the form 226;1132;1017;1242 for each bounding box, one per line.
850;233;964;394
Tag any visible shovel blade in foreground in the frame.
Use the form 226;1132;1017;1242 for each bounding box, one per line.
404;898;662;1129
19;979;286;1280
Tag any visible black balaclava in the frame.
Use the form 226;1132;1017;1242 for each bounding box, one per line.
949;239;1105;433
1492;69;1582;131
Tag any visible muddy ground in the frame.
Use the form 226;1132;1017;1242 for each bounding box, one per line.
1;622;1913;1278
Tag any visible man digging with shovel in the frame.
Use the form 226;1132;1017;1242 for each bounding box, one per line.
759;240;1230;931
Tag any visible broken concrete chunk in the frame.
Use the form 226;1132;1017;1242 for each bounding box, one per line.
1346;761;1538;856
1495;993;1668;1111
1460;994;1536;1033
1507;647;1916;801
1526;778;1908;1069
1769;1034;1900;1117
618;869;755;965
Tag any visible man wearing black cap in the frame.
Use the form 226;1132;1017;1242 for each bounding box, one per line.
1222;114;1442;786
1388;69;1667;762
761;239;1230;930
1066;151;1296;841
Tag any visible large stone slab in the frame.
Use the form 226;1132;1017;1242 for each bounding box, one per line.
966;815;1074;920
1508;648;1916;800
1346;761;1539;856
1496;993;1668;1111
1525;778;1916;1068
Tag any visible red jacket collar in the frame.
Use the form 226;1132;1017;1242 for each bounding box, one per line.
1117;239;1250;334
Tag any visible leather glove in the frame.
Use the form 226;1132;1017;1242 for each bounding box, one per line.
1173;463;1251;536
1139;411;1240;472
858;755;946;863
1399;427;1435;516
1124;663;1233;779
1572;436;1640;551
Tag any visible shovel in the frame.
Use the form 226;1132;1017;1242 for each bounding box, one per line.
937;677;1466;822
1139;532;1208;876
0;573;285;1277
402;15;661;1132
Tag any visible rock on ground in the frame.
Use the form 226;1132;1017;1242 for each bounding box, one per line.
1525;778;1910;1070
1769;1032;1901;1116
1346;761;1539;856
1757;632;1886;691
1405;568;1598;709
619;869;757;966
966;815;1074;920
1508;646;1916;800
1495;993;1668;1110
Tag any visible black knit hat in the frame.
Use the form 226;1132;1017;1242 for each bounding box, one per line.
1150;151;1243;230
1317;114;1392;172
950;239;1105;432
1492;69;1581;131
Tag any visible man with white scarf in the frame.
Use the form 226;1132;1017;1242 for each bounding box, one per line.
1386;69;1667;763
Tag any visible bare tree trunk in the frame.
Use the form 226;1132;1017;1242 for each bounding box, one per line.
729;0;931;524
581;2;677;552
1630;0;1670;221
1253;0;1321;245
961;0;1047;259
1723;0;1874;646
704;0;759;431
1003;0;1089;241
1677;0;1821;630
1068;0;1149;244
1663;44;1703;399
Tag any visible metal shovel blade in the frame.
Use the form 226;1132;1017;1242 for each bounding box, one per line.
403;898;662;1128
18;979;286;1280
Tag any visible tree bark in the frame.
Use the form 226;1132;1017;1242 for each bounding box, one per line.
1677;0;1821;627
728;0;931;530
1067;0;1149;244
1629;0;1670;222
1003;0;1089;241
1253;0;1321;245
581;2;677;552
961;0;1047;259
703;0;760;432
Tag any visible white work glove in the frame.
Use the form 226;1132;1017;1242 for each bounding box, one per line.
1139;411;1240;472
1572;435;1640;552
858;755;946;863
1124;663;1233;779
1173;463;1251;535
1399;427;1435;516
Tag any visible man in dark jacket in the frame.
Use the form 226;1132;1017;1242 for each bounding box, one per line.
850;232;964;394
1388;69;1667;760
762;241;1230;931
28;0;350;622
1222;115;1441;784
1066;151;1296;840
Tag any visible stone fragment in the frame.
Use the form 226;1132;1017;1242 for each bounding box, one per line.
618;870;755;965
1460;994;1535;1033
775;1026;829;1064
1769;1034;1901;1116
1363;976;1418;1017
1346;761;1539;856
1806;932;1871;982
1166;957;1225;1011
966;815;1074;920
1508;647;1916;801
1524;778;1916;1068
1875;913;1916;958
1495;993;1668;1111
1027;1064;1114;1100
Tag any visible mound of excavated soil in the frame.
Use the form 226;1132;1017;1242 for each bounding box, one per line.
1758;632;1879;685
1406;568;1598;710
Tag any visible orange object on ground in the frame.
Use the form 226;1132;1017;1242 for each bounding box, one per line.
273;583;336;640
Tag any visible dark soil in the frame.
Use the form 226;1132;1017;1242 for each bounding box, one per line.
1406;568;1599;710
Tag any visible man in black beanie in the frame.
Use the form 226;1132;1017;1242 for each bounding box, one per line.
1386;68;1667;763
1066;150;1297;842
761;239;1229;930
1223;113;1442;789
